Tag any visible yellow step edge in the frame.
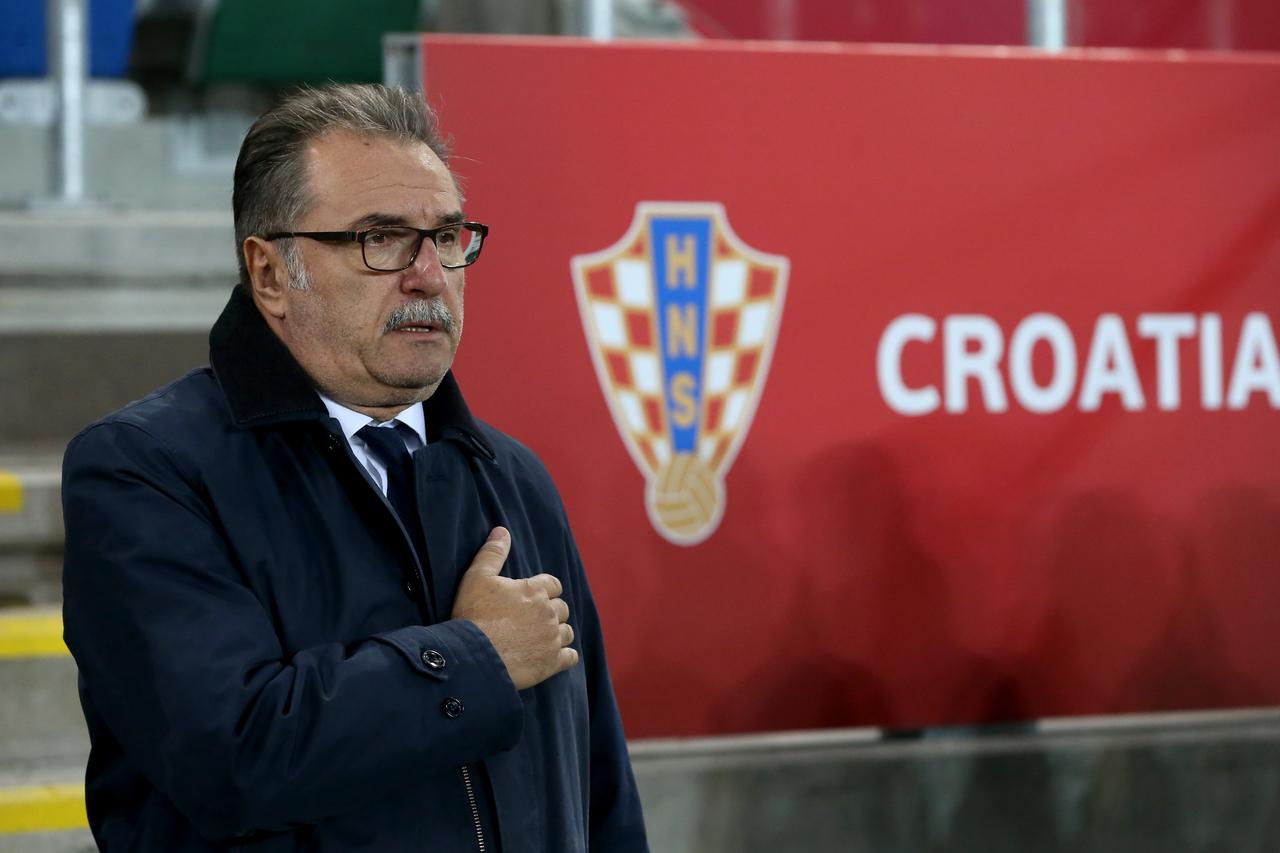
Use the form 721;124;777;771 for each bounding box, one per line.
0;783;87;833
0;471;22;513
0;608;70;658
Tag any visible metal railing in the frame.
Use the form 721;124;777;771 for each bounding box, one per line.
46;0;89;207
1027;0;1069;51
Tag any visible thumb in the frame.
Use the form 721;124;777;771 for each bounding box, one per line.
466;527;511;576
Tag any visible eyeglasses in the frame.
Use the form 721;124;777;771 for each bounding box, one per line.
262;222;489;271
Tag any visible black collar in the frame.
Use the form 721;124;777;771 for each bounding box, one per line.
208;287;494;458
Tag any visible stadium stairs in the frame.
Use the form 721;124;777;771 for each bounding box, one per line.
0;111;233;851
2;117;1280;852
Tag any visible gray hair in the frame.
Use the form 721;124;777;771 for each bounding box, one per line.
232;84;452;291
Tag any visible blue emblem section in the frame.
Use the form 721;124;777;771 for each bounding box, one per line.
650;216;711;454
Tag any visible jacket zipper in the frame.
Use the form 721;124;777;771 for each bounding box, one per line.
460;764;487;852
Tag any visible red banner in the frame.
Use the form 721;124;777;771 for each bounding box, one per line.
419;36;1280;738
678;0;1280;52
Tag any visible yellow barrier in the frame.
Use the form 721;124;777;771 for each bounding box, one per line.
0;471;21;513
0;608;69;658
0;783;87;833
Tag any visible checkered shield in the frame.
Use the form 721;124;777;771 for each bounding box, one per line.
572;202;789;545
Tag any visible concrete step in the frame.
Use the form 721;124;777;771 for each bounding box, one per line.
0;828;93;851
0;287;229;333
633;710;1280;852
0;829;95;853
0;460;64;607
0;329;211;449
0;608;84;767
0;455;60;550
0;208;232;448
0;209;235;289
0;763;88;847
0;608;89;848
0;119;236;212
0;321;216;451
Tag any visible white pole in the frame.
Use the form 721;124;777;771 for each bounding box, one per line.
48;0;89;204
769;0;798;41
1208;0;1233;51
1027;0;1068;51
587;0;612;41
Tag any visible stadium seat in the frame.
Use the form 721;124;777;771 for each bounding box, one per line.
0;0;137;78
189;0;421;85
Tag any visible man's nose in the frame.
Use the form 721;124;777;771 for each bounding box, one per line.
400;237;449;296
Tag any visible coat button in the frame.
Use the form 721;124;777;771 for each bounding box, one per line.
442;696;464;719
403;575;419;599
421;649;446;670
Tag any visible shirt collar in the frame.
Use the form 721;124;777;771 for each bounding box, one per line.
318;393;428;448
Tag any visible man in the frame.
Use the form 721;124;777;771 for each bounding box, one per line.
61;84;648;852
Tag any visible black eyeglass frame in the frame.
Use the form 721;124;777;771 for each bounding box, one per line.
262;222;489;271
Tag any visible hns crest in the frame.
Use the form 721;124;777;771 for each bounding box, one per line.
571;202;789;545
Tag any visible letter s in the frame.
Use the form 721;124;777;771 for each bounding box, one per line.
671;372;698;427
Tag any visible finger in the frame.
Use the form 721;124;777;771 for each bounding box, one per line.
465;527;511;577
560;622;575;648
552;598;570;623
526;572;563;599
556;646;580;671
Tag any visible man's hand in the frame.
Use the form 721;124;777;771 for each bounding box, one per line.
452;527;578;690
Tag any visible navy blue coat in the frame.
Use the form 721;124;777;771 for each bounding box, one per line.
61;287;649;851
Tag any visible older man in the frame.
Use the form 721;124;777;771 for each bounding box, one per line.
62;84;648;852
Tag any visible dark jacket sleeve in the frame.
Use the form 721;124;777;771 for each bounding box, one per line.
561;526;650;851
61;421;524;843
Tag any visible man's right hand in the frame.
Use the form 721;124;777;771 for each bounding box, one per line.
451;527;579;690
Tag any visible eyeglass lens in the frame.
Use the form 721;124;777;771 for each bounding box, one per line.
363;225;483;271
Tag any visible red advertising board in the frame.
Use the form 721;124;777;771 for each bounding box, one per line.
679;0;1280;52
417;36;1280;738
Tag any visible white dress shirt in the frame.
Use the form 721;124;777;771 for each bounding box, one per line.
318;394;427;497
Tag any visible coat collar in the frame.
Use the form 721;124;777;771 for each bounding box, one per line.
208;286;494;458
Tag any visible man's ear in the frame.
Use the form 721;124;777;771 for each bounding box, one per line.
243;236;290;319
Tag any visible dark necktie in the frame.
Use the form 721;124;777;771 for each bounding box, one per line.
355;422;414;527
356;422;428;563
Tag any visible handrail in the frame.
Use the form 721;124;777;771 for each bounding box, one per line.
46;0;90;206
586;0;612;41
1027;0;1068;50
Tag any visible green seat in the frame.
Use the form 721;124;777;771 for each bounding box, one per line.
192;0;420;85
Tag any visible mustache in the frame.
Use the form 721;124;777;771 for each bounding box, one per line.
384;299;455;334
